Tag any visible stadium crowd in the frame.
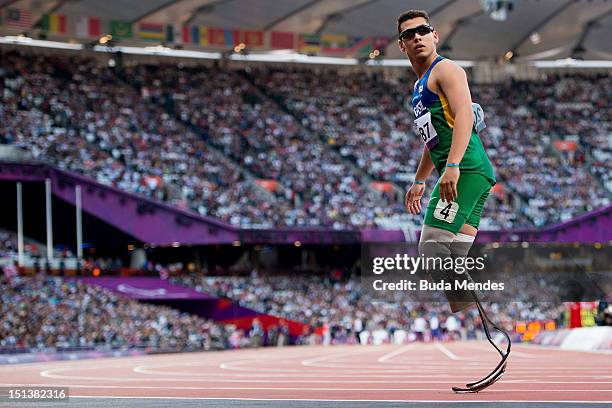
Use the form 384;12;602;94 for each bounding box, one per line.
125;63;401;229
472;75;611;226
175;271;567;345
0;51;276;228
0;274;228;351
251;68;610;228
547;74;611;196
1;50;610;231
0;249;599;351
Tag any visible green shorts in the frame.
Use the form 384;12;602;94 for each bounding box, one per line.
424;173;494;234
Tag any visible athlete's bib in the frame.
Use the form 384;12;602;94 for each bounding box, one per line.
414;111;439;149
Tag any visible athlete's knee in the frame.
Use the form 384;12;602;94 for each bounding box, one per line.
453;226;477;257
419;225;456;245
418;225;455;257
459;224;478;236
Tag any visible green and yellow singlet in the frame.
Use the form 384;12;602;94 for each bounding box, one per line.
411;55;496;185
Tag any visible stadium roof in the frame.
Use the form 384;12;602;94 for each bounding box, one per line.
1;0;611;61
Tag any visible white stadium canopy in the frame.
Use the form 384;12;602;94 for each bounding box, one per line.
0;0;610;61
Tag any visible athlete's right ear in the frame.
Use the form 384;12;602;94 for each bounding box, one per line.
433;30;439;47
398;39;406;53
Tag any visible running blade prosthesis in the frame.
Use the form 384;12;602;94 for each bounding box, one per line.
452;299;511;393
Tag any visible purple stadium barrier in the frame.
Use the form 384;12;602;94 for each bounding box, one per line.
73;277;217;300
70;277;310;337
1;161;610;244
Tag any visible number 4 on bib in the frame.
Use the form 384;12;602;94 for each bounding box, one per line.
434;200;459;223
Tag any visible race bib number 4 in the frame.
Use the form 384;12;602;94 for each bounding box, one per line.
414;111;439;149
433;199;459;223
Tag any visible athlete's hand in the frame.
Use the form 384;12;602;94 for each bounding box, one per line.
439;166;459;203
405;183;425;215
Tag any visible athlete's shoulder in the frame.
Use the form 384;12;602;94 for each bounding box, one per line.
428;57;470;96
433;58;467;77
430;58;468;88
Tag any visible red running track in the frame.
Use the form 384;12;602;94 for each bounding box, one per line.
0;342;610;404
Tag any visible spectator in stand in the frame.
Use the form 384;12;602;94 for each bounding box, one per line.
413;314;427;342
249;318;264;347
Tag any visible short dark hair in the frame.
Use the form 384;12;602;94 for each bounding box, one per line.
397;10;431;34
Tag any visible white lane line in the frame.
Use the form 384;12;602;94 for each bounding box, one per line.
1;383;612;392
515;344;612;355
434;343;460;360
68;396;612;403
219;349;341;371
12;377;612;384
377;345;416;363
113;366;612;379
301;349;375;366
458;343;537;358
39;363;611;382
502;350;537;358
218;347;372;371
28;364;612;384
219;360;300;372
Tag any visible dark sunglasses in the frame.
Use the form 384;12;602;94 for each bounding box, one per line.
399;24;434;41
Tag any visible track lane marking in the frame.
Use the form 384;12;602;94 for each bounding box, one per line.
301;348;377;366
2;383;612;392
457;343;537;358
435;343;460;360
67;396;612;403
377;345;416;363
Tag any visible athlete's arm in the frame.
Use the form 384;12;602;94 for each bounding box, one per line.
415;146;435;182
405;147;434;214
435;61;474;203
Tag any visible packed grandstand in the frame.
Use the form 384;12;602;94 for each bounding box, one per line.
0;48;611;354
0;269;577;351
1;50;610;231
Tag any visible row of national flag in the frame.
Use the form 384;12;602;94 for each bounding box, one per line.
179;28;389;57
0;8;101;36
0;8;389;57
181;27;264;48
298;34;390;56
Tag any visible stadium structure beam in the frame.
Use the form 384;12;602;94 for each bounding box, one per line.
76;185;83;260
387;0;459;44
130;0;183;24
437;10;483;54
263;0;323;31
0;0;20;9
510;0;575;57
16;182;24;267
45;178;54;262
314;0;381;35
184;0;235;26
571;5;612;58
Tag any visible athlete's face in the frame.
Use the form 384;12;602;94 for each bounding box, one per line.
398;17;439;60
